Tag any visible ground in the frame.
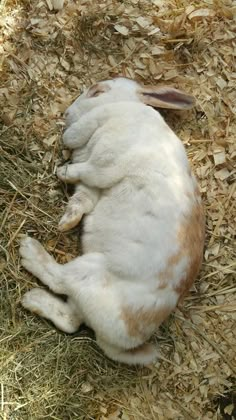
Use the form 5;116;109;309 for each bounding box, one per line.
0;0;235;419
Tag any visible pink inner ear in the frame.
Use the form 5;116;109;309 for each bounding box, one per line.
142;90;194;107
87;83;110;98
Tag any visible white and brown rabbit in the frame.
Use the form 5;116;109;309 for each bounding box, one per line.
20;77;205;365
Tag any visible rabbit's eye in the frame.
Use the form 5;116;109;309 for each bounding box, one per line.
92;89;102;98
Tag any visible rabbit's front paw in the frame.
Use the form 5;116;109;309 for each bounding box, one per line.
57;165;68;181
57;163;82;184
63;126;79;148
58;207;83;231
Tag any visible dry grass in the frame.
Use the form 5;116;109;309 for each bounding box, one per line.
0;0;236;419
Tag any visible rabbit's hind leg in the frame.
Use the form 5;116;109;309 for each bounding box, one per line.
22;288;81;333
20;236;65;295
96;337;158;366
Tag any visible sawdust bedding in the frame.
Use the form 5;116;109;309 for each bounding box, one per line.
0;0;235;419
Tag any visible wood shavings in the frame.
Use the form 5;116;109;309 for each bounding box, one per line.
213;146;226;166
136;16;152;29
151;46;166;55
188;9;216;20
51;0;64;10
60;57;70;71
214;168;231;180
43;134;58;147
216;76;227;90
114;24;129;36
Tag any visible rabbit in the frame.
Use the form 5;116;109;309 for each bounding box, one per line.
20;77;205;365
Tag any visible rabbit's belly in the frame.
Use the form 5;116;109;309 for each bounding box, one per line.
80;172;196;282
81;201;186;281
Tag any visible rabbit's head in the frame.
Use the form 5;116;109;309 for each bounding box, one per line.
65;77;195;126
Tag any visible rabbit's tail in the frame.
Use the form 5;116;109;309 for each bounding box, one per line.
97;339;158;365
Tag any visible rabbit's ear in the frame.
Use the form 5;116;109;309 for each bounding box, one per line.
86;83;110;98
138;86;195;110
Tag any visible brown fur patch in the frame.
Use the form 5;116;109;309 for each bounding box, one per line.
158;200;204;300
175;202;205;299
194;182;201;197
157;185;205;301
122;305;173;339
158;252;183;283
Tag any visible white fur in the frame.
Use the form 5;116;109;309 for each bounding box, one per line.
21;78;204;365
